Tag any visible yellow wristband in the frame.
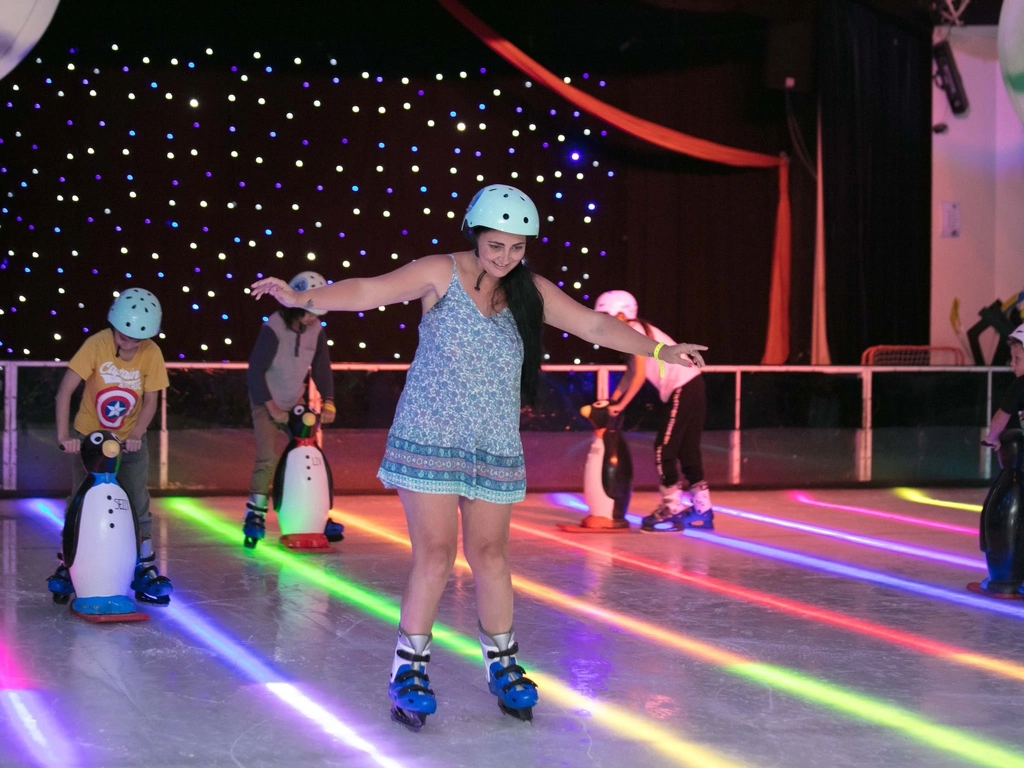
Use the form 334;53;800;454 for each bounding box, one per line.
652;342;666;379
322;402;336;412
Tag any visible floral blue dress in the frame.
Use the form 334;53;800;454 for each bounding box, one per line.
377;256;527;503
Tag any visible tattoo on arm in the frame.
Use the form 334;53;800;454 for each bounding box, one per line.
304;299;314;309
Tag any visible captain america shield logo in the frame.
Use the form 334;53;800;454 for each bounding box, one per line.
96;386;138;430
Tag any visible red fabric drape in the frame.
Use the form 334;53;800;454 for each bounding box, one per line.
438;0;792;363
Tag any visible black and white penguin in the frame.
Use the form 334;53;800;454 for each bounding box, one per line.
558;400;633;533
60;431;147;622
969;429;1024;598
271;404;339;551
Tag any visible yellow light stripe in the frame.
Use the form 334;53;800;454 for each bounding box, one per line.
894;488;983;512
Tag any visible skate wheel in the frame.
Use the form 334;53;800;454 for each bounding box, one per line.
52;592;70;605
390;706;428;731
135;592;171;606
498;702;533;722
243;536;259;549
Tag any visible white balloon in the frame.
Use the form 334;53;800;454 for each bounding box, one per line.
0;0;61;83
999;0;1024;125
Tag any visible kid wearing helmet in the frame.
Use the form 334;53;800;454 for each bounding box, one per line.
594;290;715;531
50;288;173;605
250;184;706;729
982;322;1024;449
242;271;337;547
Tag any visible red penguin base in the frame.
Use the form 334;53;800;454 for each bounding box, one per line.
70;607;149;623
966;581;1023;600
557;515;632;534
279;533;334;553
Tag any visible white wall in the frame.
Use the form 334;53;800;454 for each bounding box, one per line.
931;26;1024;361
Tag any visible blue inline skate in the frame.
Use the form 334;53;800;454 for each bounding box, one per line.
388;629;436;731
242;494;268;549
479;624;538;721
130;542;173;606
47;554;74;605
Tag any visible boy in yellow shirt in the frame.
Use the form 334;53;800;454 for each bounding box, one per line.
48;288;174;605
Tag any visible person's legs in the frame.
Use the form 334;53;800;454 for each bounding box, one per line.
388;489;459;726
118;434;152;540
674;377;713;528
459;497;513;634
643;390;688;528
47;440;86;600
396;489;460;632
120;435;174;602
243;401;282;545
461;497;537;718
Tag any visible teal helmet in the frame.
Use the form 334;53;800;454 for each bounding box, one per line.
461;184;540;239
108;288;161;339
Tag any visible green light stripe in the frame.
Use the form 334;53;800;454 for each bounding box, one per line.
731;663;1024;768
164;498;1024;768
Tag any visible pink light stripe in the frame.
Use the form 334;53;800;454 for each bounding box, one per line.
713;505;986;570
790;491;977;535
0;639;33;690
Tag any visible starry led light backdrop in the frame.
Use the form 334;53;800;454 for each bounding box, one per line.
1;42;628;364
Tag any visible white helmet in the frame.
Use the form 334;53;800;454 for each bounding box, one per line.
108;288;162;339
594;290;638;321
1010;322;1024;345
461;184;539;238
289;271;328;316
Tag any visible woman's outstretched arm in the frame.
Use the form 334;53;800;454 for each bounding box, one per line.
536;275;706;367
250;254;452;313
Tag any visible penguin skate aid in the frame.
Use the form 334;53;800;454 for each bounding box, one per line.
243;271;339;549
249;184;705;727
48;431;150;622
51;288;174;610
558;400;633;533
271;403;340;552
593;290;715;532
971;323;1024;598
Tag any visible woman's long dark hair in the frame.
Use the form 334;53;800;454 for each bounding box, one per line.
471;226;544;406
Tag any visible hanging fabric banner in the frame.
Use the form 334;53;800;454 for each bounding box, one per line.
437;0;793;363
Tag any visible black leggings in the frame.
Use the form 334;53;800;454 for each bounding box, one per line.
654;376;706;488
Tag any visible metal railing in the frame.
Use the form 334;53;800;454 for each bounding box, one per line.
2;360;1005;490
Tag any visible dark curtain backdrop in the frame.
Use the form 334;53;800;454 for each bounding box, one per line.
3;1;816;364
580;23;817;365
818;0;933;364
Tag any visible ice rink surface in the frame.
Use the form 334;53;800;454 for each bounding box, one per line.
2;487;1023;768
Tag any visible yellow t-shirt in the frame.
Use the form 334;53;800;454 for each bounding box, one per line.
69;329;170;440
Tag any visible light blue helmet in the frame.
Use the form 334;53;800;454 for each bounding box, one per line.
461;184;540;238
289;271;328;316
108;288;161;339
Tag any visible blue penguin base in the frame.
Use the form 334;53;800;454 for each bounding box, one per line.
966;580;1023;600
70;595;149;623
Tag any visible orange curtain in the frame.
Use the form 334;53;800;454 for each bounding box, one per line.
438;0;792;363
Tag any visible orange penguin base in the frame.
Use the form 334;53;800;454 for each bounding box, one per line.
557;514;632;534
279;533;335;553
70;607;149;623
966;581;1023;600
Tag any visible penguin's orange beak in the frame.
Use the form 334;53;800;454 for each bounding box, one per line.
302;412;317;427
102;439;121;458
